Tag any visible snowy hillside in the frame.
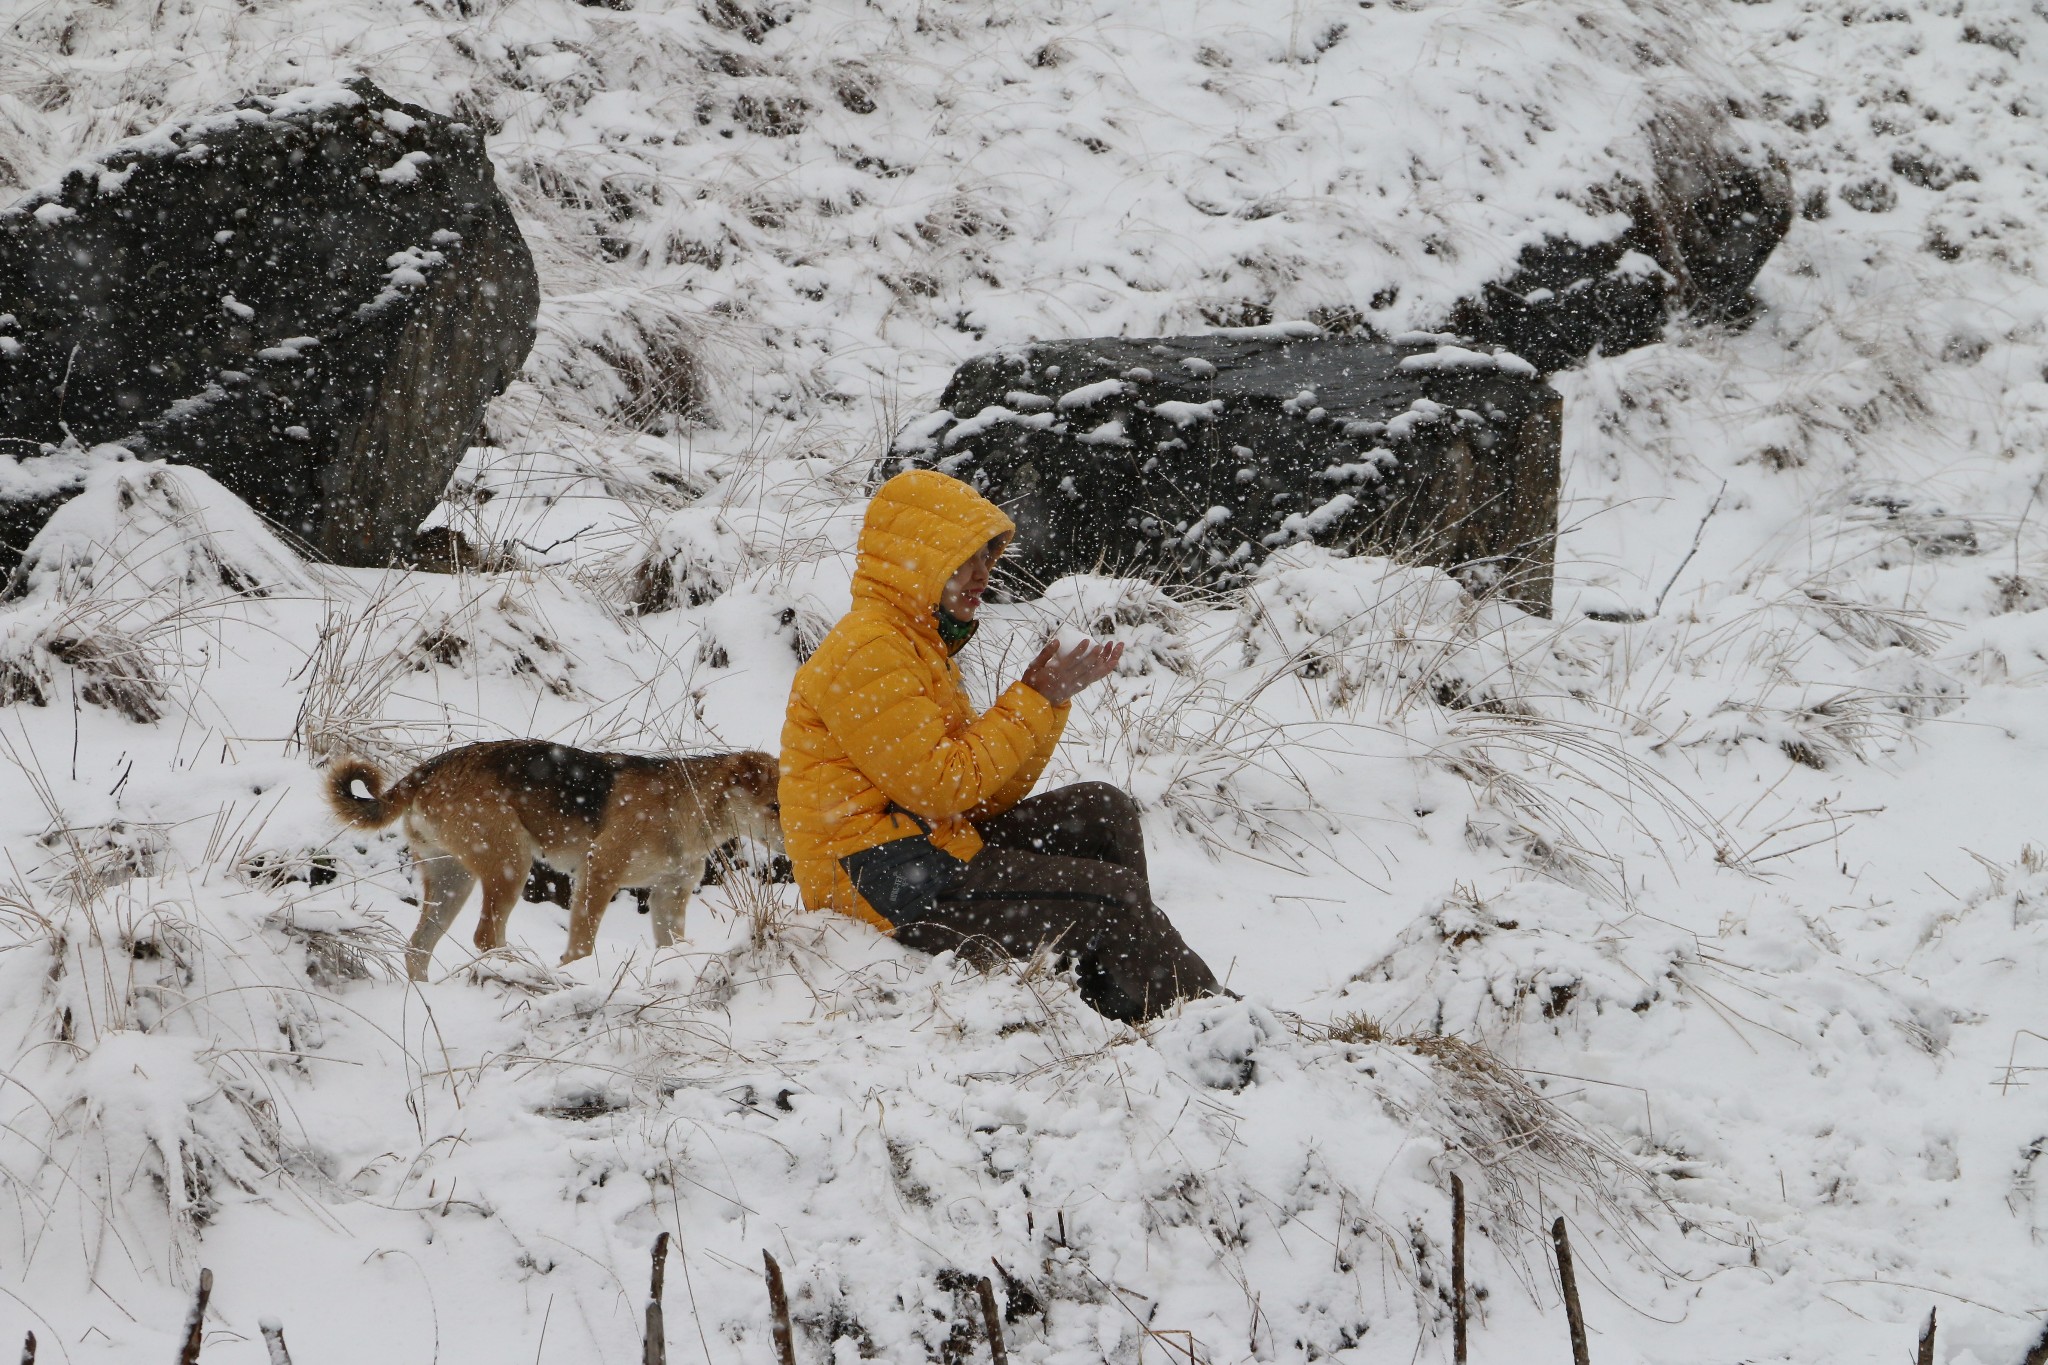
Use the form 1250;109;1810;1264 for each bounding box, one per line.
2;0;2047;1361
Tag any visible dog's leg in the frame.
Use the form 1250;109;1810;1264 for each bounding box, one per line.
562;849;629;965
410;855;477;982
646;878;695;948
472;858;529;955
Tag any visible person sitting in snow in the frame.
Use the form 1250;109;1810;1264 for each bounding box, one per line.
779;469;1222;1023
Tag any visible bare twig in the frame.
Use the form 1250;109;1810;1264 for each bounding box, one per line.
20;1331;35;1365
258;1319;293;1365
55;343;79;444
178;1268;213;1365
515;522;600;559
1551;1219;1589;1365
1451;1174;1468;1365
1917;1308;1935;1365
645;1232;671;1365
1652;481;1725;616
975;1276;1008;1365
763;1250;796;1365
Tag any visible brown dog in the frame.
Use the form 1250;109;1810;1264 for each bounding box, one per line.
327;741;782;980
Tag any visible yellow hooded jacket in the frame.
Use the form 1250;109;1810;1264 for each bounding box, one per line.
780;470;1069;928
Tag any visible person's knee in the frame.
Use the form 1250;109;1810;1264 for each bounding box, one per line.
1069;781;1137;816
1066;782;1142;839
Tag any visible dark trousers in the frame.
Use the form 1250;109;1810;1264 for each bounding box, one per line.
893;783;1221;1023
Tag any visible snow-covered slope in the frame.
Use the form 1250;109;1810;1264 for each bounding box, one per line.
3;0;2048;1361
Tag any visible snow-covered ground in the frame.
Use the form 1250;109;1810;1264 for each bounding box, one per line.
2;0;2047;1360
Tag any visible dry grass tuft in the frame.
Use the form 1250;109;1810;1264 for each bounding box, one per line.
1798;583;1945;655
268;912;405;986
1439;711;1745;892
36;820;169;910
288;576;460;766
590;311;712;434
40;628;167;724
1320;1014;1664;1272
718;851;802;954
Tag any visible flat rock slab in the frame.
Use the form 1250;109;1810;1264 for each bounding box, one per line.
0;78;538;569
889;327;1560;615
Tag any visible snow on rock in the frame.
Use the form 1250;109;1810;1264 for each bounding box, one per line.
939;403;1055;449
0;459;315;723
1399;344;1539;378
9;458;314;604
1263;492;1358;548
1151;397;1224;427
376;149;432;184
1052;378;1126;411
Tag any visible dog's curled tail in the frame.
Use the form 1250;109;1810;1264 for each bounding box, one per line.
328;757;407;829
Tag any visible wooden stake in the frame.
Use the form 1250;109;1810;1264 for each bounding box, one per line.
258;1318;293;1365
1917;1308;1936;1365
644;1232;671;1365
975;1276;1009;1365
20;1331;34;1365
1550;1218;1589;1365
1450;1175;1468;1365
763;1250;797;1365
177;1268;213;1365
2022;1316;2048;1365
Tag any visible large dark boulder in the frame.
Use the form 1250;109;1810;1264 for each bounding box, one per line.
1451;123;1793;373
887;327;1561;615
0;79;538;568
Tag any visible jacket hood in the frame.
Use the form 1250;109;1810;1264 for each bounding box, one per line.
851;470;1015;632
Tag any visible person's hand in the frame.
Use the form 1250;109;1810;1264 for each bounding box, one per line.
1019;636;1124;705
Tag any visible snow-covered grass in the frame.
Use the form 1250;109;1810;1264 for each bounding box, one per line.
5;0;2048;1360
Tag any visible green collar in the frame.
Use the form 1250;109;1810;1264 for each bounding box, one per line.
934;605;978;654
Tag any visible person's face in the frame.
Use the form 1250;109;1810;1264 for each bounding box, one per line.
940;537;1004;620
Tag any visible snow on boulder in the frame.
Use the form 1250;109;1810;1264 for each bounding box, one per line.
0;458;315;721
6;456;314;604
0;78;538;571
888;329;1561;614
